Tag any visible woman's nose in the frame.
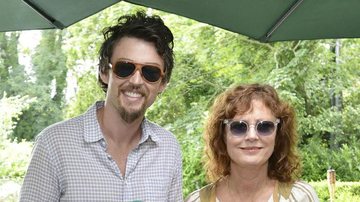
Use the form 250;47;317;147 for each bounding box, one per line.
245;125;259;140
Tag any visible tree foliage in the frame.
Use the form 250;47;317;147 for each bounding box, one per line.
0;32;27;97
0;94;33;185
10;30;68;141
0;94;35;140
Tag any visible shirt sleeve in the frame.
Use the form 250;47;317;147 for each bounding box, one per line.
19;135;60;202
168;147;183;202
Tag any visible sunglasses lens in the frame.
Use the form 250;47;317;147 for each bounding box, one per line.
114;62;136;78
257;121;276;135
142;65;162;82
112;62;162;83
229;122;248;136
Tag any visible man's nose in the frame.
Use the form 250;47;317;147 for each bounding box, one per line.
128;69;145;85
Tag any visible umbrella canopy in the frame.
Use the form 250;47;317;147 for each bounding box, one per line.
130;0;360;42
0;0;120;31
1;0;360;42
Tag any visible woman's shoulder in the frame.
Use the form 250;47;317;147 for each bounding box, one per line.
277;180;319;202
185;183;217;202
184;189;201;202
290;181;319;201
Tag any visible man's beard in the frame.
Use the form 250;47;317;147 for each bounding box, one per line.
117;84;148;123
118;100;146;123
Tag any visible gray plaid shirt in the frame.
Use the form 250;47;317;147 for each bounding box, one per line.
20;101;183;202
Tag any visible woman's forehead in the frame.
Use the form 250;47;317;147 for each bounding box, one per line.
234;99;275;118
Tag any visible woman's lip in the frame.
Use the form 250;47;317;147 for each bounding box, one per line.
240;147;262;150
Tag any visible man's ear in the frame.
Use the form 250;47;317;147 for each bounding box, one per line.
158;81;167;94
100;70;110;85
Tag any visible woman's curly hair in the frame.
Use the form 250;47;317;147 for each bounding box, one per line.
204;83;301;183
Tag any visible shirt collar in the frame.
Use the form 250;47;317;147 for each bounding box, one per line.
83;101;104;143
140;119;160;144
83;101;159;144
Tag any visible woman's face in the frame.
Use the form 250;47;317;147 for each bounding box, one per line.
225;99;277;169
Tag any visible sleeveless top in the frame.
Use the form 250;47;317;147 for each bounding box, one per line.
185;180;319;202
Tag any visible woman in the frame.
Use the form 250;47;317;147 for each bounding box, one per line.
185;84;319;202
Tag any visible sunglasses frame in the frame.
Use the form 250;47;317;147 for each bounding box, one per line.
223;118;280;136
109;61;165;83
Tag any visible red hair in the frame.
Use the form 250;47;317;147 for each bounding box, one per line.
204;84;300;183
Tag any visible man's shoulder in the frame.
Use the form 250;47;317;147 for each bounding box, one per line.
143;119;181;149
144;119;171;133
35;113;85;142
143;119;175;139
36;102;98;141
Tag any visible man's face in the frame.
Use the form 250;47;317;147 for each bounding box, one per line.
102;36;166;123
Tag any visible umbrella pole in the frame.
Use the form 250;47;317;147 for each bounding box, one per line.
22;0;65;29
262;0;304;42
327;39;340;202
327;169;336;202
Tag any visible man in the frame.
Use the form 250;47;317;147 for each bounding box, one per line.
20;11;182;201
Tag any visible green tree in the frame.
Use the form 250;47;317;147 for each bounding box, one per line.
11;30;67;141
0;32;27;97
0;94;34;181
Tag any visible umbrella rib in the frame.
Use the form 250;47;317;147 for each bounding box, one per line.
22;0;65;29
263;0;304;42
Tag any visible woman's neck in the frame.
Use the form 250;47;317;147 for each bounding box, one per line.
224;166;276;202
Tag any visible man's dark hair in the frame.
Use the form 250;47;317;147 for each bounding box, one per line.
98;11;174;92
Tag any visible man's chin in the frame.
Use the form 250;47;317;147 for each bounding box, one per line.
120;108;145;123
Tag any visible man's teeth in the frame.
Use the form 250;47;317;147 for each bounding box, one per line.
124;91;142;97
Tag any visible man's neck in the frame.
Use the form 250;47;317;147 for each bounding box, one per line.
97;105;143;176
97;106;143;145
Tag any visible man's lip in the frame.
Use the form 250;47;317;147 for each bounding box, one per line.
120;87;146;96
123;90;144;97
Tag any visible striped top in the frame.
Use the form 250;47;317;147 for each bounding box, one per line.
185;180;319;202
20;101;183;202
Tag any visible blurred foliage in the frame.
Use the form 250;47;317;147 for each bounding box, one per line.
311;181;360;202
0;1;359;199
1;30;68;141
0;139;32;180
0;32;27;96
0;94;33;181
0;93;35;140
301;137;360;181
